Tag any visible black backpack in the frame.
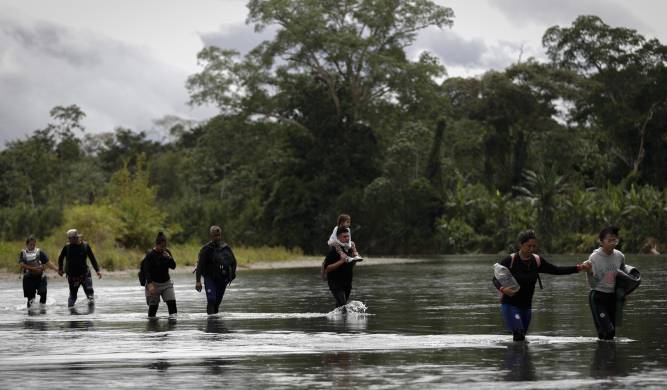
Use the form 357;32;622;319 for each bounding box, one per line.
138;258;146;286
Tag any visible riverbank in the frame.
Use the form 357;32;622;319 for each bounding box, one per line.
0;240;307;274
0;256;430;280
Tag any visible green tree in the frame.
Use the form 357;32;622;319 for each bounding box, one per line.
515;167;570;252
543;15;667;186
105;154;173;248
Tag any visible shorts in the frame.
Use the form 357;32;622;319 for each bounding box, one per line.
146;280;176;305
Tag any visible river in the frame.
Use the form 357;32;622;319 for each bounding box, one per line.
1;255;666;389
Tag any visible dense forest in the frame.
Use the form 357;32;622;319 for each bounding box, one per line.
1;2;666;257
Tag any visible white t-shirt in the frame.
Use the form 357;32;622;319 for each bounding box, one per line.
584;247;625;293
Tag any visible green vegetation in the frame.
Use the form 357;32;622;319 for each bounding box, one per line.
0;239;305;273
1;4;666;267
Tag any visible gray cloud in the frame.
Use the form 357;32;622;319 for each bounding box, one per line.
415;28;488;68
413;28;536;73
488;0;651;35
0;18;214;147
199;22;276;54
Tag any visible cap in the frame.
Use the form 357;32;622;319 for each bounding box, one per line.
66;229;80;238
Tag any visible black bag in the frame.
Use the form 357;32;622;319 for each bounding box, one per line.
138;258;146;286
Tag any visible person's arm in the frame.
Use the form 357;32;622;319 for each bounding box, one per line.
41;252;58;272
325;258;347;273
331;242;349;260
58;246;66;275
349;242;359;257
538;257;579;275
165;249;176;270
86;244;102;278
228;248;237;282
144;253;154;284
195;248;205;291
496;256;518;296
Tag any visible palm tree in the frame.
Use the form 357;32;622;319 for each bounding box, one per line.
514;166;569;252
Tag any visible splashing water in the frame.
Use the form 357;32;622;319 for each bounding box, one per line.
327;300;368;317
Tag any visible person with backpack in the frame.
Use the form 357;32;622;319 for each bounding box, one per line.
18;236;59;308
141;232;177;318
195;225;237;315
492;230;586;341
57;229;102;308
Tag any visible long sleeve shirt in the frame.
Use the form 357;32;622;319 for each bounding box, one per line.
58;242;99;276
143;249;176;284
495;254;578;308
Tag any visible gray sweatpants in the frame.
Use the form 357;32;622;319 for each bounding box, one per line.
145;280;176;305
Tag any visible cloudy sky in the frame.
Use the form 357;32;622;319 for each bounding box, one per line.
1;0;665;146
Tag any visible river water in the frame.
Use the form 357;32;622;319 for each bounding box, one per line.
1;255;666;389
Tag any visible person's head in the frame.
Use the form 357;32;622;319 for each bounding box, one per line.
517;229;538;255
67;229;81;244
599;226;620;253
25;236;36;251
210;225;222;243
337;227;351;244
337;214;351;229
155;231;167;251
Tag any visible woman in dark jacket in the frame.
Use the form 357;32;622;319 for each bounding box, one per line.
143;232;177;318
493;230;585;341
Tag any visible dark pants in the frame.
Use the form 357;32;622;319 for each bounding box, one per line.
67;271;94;307
328;281;351;308
204;276;227;314
589;290;617;340
500;304;532;341
23;273;47;306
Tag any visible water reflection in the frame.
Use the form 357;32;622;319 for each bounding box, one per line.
502;343;536;381
147;360;170;372
67;320;94;330
322;352;359;388
204;316;228;334
205;358;231;376
22;319;48;331
145;318;177;333
326;314;368;332
591;341;628;378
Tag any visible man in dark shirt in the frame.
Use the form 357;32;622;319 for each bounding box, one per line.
323;228;361;309
58;229;102;308
195;225;237;315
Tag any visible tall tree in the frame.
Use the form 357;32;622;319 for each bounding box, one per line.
543;15;667;185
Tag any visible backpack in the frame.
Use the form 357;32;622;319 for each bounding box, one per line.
510;252;543;290
138;257;146;286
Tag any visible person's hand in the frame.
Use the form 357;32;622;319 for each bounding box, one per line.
195;281;202;292
500;287;518;297
576;262;592;272
147;282;157;296
96;271;102;279
58;269;64;277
